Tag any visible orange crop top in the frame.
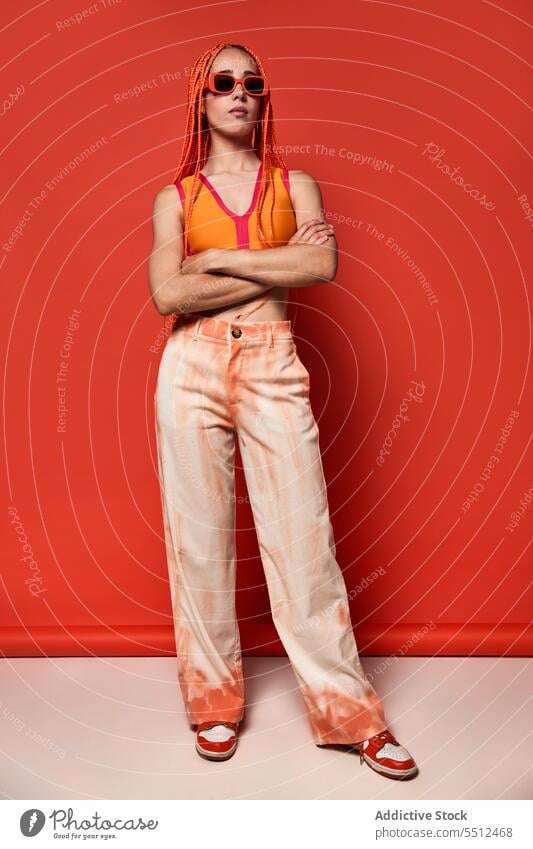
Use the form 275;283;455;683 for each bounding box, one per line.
174;162;297;255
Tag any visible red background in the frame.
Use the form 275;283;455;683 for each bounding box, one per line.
2;0;532;659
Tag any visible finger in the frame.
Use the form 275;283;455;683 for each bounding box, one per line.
300;226;333;242
309;224;334;234
304;221;334;233
296;219;322;234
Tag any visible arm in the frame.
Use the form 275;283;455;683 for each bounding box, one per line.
147;185;274;316
180;170;338;288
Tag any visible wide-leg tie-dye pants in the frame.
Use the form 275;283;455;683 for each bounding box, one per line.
153;310;389;745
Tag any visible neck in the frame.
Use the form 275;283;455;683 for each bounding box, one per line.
205;131;260;174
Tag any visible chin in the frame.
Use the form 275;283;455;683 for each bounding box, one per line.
219;123;255;138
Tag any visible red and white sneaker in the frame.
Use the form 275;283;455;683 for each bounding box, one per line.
355;729;418;779
195;721;239;761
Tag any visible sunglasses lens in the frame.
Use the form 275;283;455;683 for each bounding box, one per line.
213;74;235;93
245;76;265;95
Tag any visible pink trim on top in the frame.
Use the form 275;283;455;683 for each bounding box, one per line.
174;181;189;255
197;162;264;249
174;180;186;208
281;166;291;196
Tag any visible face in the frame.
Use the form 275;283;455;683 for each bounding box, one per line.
202;47;263;138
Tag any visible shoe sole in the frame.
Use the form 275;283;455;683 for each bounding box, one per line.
361;753;418;779
195;740;238;761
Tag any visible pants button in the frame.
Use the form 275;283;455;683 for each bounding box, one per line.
231;328;242;338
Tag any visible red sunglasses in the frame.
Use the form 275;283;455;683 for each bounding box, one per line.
205;72;269;97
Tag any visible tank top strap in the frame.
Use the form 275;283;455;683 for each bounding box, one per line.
174;174;202;210
280;165;291;196
174;179;186;208
174;176;200;257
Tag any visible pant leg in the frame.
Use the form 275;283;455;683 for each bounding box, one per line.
234;333;388;745
154;322;244;725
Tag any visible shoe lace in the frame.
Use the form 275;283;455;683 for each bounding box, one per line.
356;729;393;764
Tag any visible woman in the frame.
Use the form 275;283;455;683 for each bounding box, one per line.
148;41;417;779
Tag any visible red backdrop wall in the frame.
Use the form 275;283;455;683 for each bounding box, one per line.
2;0;532;660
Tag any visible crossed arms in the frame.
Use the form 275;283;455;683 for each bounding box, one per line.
147;170;338;316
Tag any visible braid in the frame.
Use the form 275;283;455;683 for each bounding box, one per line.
173;42;287;256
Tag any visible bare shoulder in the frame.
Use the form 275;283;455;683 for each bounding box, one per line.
286;169;324;201
152;183;183;226
285;170;326;224
286;169;320;188
153;183;181;210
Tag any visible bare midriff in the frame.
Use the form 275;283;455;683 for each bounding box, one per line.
192;286;288;322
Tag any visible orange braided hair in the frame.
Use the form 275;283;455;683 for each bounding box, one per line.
174;42;287;257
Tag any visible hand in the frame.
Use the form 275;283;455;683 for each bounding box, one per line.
180;248;221;274
288;218;334;246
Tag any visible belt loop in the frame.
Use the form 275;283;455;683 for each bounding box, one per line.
268;322;274;348
193;317;202;341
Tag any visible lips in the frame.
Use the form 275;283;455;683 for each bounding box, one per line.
229;108;247;116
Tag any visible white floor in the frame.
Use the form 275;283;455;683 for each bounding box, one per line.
0;655;531;800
